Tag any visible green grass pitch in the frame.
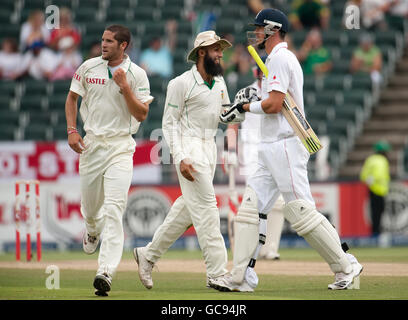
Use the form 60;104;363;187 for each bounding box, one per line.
0;247;407;300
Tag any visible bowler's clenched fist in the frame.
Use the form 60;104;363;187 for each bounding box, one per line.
113;68;128;90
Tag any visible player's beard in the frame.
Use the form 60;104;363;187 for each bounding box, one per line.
102;44;121;61
203;51;223;77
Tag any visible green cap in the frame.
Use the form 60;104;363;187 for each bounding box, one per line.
373;140;391;152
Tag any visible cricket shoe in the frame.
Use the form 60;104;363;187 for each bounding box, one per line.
133;247;154;289
93;272;112;296
83;232;100;255
208;273;254;293
206;277;211;288
328;254;363;290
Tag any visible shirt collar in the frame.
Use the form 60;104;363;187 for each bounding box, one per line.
192;64;204;85
191;64;221;86
267;42;288;60
102;53;131;71
103;54;131;79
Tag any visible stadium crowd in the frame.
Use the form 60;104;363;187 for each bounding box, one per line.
1;0;406;82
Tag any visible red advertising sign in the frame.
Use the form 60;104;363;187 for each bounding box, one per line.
0;141;161;184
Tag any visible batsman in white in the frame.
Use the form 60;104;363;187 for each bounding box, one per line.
210;8;363;292
133;31;232;289
225;59;284;260
65;25;153;296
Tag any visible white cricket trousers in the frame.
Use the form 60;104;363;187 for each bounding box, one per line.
242;141;285;258
248;135;315;213
79;133;135;276
145;137;228;278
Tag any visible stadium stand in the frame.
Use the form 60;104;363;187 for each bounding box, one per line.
0;0;407;181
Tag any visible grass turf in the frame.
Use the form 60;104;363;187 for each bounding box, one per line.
1;246;407;263
0;247;407;300
1;269;408;300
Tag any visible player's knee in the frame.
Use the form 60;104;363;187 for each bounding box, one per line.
283;199;324;236
235;186;259;225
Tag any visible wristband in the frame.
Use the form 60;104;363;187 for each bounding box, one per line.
67;129;78;135
249;101;265;114
67;126;77;130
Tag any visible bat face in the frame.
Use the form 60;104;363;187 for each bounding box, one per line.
283;97;322;154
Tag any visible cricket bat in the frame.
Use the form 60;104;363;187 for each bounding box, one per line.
247;45;323;154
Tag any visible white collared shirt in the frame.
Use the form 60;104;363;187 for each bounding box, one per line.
70;54;153;138
260;41;304;143
162;64;230;163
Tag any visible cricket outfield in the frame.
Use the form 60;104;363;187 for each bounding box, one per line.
0;247;407;300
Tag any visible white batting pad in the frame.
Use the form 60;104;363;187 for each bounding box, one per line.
231;186;259;283
283;199;352;274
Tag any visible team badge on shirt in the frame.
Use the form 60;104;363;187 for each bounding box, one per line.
270;75;280;85
221;90;224;99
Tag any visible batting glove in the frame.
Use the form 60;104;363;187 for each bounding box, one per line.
234;86;260;104
220;102;246;124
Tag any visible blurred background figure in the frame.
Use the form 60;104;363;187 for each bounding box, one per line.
297;28;332;75
47;7;81;53
223;41;253;93
139;20;177;78
18;9;59;80
388;0;408;35
360;140;391;238
19;9;50;52
49;36;83;81
19;41;59;80
0;38;23;80
360;0;392;31
247;0;265;14
86;41;103;60
289;0;330;30
350;33;383;86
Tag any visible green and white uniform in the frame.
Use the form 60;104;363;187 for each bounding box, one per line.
70;54;153;277
145;64;230;278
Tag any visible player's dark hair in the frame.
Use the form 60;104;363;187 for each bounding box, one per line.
105;24;131;50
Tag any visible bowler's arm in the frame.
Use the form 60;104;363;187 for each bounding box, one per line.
113;69;149;122
121;85;149;122
65;90;85;154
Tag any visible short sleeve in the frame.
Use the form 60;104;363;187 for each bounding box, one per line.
133;68;154;104
266;55;290;94
70;62;86;97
